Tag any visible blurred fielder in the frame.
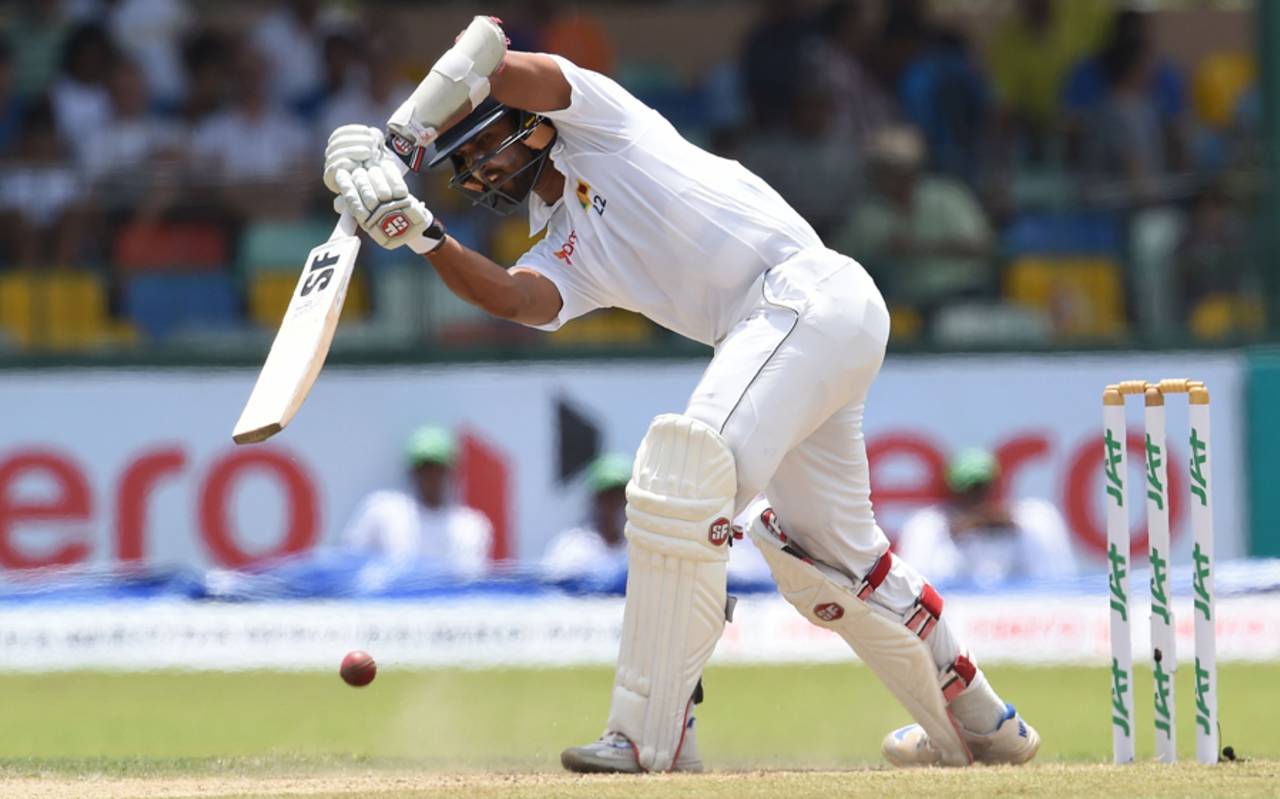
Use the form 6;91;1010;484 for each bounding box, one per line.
320;16;1040;773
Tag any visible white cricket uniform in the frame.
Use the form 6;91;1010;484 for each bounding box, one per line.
895;499;1079;588
515;56;894;583
343;489;493;580
540;525;628;582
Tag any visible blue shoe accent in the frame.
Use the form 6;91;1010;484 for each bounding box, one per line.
993;706;1013;732
995;704;1029;739
893;725;916;742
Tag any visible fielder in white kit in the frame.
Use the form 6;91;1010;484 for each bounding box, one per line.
320;16;1040;773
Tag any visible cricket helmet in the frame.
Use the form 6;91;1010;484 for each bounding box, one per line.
423;98;555;215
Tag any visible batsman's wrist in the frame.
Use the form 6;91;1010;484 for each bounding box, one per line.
408;218;448;254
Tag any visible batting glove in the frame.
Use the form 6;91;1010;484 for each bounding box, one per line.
332;154;447;254
323;124;385;195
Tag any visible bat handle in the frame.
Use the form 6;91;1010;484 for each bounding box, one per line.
332;210;358;240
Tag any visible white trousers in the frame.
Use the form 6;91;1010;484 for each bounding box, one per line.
685;246;891;582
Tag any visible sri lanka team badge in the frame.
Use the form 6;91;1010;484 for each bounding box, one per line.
575;179;607;216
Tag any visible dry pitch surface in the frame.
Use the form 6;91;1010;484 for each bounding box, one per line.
3;763;1279;799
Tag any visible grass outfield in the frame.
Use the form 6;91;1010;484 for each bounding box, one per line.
0;663;1275;797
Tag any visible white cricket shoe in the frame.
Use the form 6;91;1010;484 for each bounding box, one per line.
560;718;704;774
881;704;1040;768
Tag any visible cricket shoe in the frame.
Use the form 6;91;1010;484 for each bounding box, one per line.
881;704;1039;768
560;717;703;773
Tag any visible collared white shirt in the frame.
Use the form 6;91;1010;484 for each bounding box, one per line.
343;490;493;580
540;525;627;582
894;499;1078;588
515;55;821;346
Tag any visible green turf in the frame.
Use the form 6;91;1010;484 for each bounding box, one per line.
0;662;1274;775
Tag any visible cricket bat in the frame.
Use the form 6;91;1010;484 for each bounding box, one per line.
232;212;361;444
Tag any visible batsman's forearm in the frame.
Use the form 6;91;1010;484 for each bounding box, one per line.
424;237;533;321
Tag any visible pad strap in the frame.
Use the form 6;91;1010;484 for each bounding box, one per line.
905;584;944;640
855;550;893;600
940;653;977;702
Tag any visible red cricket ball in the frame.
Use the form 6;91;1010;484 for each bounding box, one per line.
339;650;377;687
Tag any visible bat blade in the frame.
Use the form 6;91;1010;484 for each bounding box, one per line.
232;216;361;445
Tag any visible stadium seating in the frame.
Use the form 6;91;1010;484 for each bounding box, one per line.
1192;51;1255;128
0;270;128;350
1190;293;1266;340
887;305;924;342
1004;256;1127;339
113;222;229;271
548;309;656;346
124;272;239;340
238;220;338;273
933;301;1052;347
1002;212;1122;258
489;217;544;266
247;270;369;328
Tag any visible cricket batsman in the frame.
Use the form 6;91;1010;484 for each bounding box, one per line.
320;16;1040;773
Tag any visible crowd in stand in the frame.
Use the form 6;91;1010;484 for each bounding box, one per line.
0;0;1267;352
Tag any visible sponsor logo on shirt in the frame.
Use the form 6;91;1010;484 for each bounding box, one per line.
575;179;607;216
553;229;578;266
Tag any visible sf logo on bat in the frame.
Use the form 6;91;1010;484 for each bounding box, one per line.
300;250;340;297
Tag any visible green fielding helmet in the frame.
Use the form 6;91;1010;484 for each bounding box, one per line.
586;453;633;493
405;425;457;466
946;448;999;493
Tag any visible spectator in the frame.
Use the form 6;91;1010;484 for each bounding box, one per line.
812;0;896;148
252;0;325;113
736;80;861;238
315;40;414;144
540;453;630;582
540;2;615;77
897;28;991;183
895;449;1077;588
343;426;493;580
864;0;931;102
4;0;69;99
82;58;184;215
51;22;115;162
985;0;1111;147
1175;183;1260;335
191;45;309;219
831;126;992;313
741;0;814;129
0;97;90;267
319;29;362;102
502;1;614;76
0;41;24;155
1064;10;1187;191
178;30;232;128
540;455;774;585
105;0;193;109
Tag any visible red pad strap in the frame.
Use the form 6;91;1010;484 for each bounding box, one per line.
940;653;977;702
904;583;944;640
855;550;893;600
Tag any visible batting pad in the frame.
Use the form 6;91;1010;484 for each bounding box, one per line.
748;525;973;767
607;414;735;772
